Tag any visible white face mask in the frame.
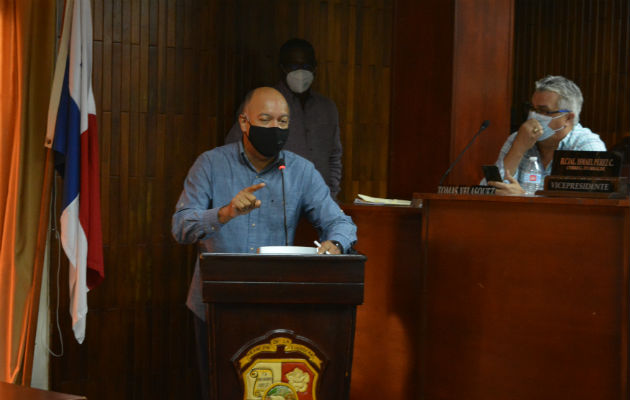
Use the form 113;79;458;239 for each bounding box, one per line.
528;110;566;141
286;69;314;93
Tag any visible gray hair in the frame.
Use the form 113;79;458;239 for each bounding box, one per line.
535;75;583;124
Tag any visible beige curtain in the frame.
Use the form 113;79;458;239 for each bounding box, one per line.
0;0;55;384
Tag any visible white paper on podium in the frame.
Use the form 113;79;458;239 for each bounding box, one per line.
258;246;318;255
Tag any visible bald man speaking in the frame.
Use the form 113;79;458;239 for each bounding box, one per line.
171;87;356;399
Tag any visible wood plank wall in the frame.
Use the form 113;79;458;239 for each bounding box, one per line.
512;0;629;147
388;0;456;197
388;0;514;196
220;0;393;202
49;1;393;400
50;0;214;398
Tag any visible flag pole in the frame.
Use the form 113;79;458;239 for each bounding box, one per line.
22;148;54;385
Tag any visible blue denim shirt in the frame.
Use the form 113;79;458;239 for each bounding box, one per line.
172;141;357;319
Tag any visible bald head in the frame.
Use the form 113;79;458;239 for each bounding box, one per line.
239;87;290;137
242;87;289;119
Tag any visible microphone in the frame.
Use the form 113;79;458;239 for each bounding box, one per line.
278;159;288;246
438;120;490;187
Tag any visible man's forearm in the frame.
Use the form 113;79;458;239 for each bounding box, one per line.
502;145;526;177
217;204;234;224
171;207;222;244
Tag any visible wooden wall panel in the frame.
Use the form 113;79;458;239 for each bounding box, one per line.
49;1;393;399
50;0;216;399
450;0;515;182
389;0;514;197
388;0;455;198
512;0;630;148
221;0;393;202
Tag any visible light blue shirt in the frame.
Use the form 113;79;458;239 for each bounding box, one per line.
492;123;606;182
172;141;357;319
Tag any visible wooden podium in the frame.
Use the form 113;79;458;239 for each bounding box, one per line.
200;253;366;400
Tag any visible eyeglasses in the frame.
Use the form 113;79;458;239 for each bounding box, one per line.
524;102;570;116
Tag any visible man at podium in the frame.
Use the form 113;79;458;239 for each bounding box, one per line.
171;86;357;399
488;75;606;194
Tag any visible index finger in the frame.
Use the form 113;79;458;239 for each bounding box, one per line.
244;182;266;193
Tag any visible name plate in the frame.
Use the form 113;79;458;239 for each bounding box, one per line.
545;177;618;193
552;150;621;177
437;185;496;195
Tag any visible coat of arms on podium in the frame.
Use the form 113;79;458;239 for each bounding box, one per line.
232;330;327;400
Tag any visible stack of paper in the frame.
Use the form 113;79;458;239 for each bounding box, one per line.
353;194;412;206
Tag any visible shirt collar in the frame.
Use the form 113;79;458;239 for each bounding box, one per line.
557;123;581;149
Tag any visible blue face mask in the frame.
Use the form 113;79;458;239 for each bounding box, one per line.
528;111;567;141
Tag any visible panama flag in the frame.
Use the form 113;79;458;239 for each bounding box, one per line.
45;0;104;344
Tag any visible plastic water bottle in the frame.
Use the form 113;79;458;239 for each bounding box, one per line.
520;156;543;194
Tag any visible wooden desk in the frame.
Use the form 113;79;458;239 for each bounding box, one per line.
343;205;424;400
0;382;85;400
295;204;424;399
416;194;630;400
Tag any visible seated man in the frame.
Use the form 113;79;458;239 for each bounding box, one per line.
488;75;606;195
171;86;356;399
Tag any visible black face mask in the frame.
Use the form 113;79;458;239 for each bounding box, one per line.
247;124;289;157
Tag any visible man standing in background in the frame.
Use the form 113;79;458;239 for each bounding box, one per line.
226;38;343;199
